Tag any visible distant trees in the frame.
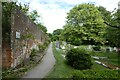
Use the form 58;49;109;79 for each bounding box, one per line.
51;29;63;41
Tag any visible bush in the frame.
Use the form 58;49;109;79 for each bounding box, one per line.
65;48;93;70
30;49;37;58
38;45;46;52
93;46;101;51
72;70;119;79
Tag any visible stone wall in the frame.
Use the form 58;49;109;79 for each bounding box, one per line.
2;8;46;68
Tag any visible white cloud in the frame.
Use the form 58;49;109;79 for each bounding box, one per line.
18;0;120;33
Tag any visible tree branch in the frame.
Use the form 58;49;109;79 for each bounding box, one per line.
104;21;120;29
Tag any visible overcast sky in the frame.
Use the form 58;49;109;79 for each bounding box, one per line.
18;0;120;33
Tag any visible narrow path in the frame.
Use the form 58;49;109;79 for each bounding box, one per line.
22;43;56;78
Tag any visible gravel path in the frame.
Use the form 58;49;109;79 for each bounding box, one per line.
22;43;56;79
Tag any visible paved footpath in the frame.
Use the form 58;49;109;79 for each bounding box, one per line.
22;43;56;78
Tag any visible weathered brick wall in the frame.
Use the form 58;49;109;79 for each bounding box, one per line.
2;8;46;68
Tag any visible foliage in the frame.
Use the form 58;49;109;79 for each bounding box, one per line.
72;70;119;79
62;3;106;46
38;40;50;52
30;49;38;58
66;48;93;70
17;3;29;14
62;27;81;46
37;23;47;33
47;42;75;78
2;2;29;46
97;6;112;23
97;6;120;47
2;2;17;46
28;10;40;22
51;29;63;41
21;34;34;40
38;44;45;52
92;46;101;51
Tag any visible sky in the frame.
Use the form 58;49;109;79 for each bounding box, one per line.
18;0;120;33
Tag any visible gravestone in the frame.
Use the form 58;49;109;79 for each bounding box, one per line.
106;47;113;52
109;47;112;52
113;47;118;52
88;45;92;51
74;46;77;48
56;41;60;49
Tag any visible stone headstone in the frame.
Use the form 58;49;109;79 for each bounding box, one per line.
74;46;77;48
56;41;60;48
106;47;113;52
88;45;92;50
113;47;118;52
109;47;112;52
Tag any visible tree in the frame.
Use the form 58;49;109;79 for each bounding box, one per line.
61;26;82;45
97;6;120;47
105;9;120;47
104;9;120;29
97;6;112;23
63;3;106;46
52;29;63;41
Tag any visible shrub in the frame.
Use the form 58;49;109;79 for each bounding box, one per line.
71;39;81;46
93;46;101;51
38;45;45;52
72;70;119;79
65;48;93;70
30;49;37;58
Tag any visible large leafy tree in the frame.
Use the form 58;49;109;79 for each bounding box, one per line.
62;4;106;46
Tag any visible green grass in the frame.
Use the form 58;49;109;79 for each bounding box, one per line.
89;51;119;66
77;45;119;67
46;43;108;78
46;43;75;78
91;61;108;70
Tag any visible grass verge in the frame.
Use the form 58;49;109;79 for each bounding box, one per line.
46;42;108;78
46;42;75;78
